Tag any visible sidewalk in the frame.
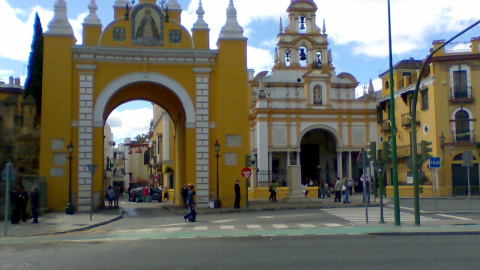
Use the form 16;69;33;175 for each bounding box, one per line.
164;193;383;214
0;206;123;238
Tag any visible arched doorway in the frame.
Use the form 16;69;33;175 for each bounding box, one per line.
300;129;338;185
92;76;194;211
452;153;479;196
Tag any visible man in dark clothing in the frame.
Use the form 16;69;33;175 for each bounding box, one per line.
184;185;196;222
10;188;20;224
31;187;40;223
234;179;241;208
181;185;189;206
18;186;29;222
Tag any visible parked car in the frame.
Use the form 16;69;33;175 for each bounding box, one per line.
129;187;162;202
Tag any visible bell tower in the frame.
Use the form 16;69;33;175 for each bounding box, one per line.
275;0;331;71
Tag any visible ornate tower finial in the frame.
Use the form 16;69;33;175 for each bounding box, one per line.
322;18;326;34
368;79;375;94
219;0;245;39
84;0;102;25
193;0;208;29
46;0;74;35
279;17;283;34
166;0;182;11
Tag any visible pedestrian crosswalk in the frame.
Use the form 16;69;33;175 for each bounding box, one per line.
322;208;439;223
108;222;345;235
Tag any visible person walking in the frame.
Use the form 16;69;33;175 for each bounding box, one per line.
348;179;353;196
334;177;342;202
302;182;309;197
164;186;169;201
234;179;241;208
271;180;278;202
324;180;331;198
318;179;324;198
10;188;20;224
107;186;115;209
17;186;29;222
181;185;189;206
30;186;40;223
342;177;350;203
184;185;196;222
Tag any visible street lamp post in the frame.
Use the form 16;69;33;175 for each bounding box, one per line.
439;133;446;159
214;140;222;208
66;141;75;215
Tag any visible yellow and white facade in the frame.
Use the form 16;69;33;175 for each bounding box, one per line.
40;0;250;211
378;37;480;197
248;0;377;198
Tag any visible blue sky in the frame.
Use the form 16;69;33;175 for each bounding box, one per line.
1;0;480;142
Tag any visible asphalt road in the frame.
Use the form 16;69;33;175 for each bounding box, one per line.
1;234;479;270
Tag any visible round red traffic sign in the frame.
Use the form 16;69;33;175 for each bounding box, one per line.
241;167;252;178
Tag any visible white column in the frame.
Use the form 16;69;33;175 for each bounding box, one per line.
337;152;343;179
194;68;212;206
256;120;269;170
348;151;352;180
77;67;96;212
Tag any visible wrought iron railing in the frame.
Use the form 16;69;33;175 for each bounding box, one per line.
450;87;474;101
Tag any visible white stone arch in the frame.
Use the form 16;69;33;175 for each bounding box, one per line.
297;124;344;149
93;72;196;127
451;107;474;142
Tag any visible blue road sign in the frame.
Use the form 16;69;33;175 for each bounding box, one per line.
429;157;441;169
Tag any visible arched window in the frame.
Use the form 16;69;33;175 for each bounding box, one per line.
285;50;291;67
455;110;470;142
385;81;389;90
299;46;308;67
298;16;307;34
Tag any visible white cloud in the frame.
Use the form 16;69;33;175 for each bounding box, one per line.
0;0;85;62
0;69;13;78
247;46;274;74
107;108;153;143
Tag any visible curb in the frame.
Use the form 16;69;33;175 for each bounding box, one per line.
18;210;124;238
369;231;480;236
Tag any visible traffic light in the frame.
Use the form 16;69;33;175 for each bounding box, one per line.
420;140;433;163
382;141;391;161
245;154;253;167
367;141;377;162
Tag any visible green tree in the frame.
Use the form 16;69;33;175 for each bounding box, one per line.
132;133;148;144
24;13;44;115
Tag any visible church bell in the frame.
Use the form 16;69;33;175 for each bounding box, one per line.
300;48;307;61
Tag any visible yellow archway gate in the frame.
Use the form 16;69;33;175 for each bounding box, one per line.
39;0;250;212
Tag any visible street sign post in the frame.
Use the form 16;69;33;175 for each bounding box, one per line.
462;151;474;212
429;157;441;212
241;168;252;207
87;164;99;221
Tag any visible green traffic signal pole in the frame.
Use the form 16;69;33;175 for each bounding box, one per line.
387;0;400;226
411;19;480;226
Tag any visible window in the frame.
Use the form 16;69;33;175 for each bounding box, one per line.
455;110;470;142
421;89;428;110
385;81;389;90
453;70;468;98
298;16;307;33
299;46;308;67
285;50;291;67
157;134;163;161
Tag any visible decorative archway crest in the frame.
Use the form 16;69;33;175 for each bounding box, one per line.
93;72;196;127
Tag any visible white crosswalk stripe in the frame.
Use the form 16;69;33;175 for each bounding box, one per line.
247;225;262;229
220;225;235;230
324;223;342;227
297;224;315;228
165;228;181;232
272;224;289;229
322;208;439;223
193;226;208;231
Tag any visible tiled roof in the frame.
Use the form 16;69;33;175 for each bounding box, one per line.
379;58;423;77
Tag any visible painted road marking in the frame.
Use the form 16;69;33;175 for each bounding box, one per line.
436;214;472;221
247;225;262;229
212;219;239;223
325;223;342;227
298;224;315;228
137;228;155;233
165;228;181;232
323;208;438;223
258;216;275;219
194;226;208;231
220;225;235;230
273;224;288;229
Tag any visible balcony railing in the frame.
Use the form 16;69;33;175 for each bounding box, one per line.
450;87;474;103
453;130;475;143
401;112;420;127
381;120;392;133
